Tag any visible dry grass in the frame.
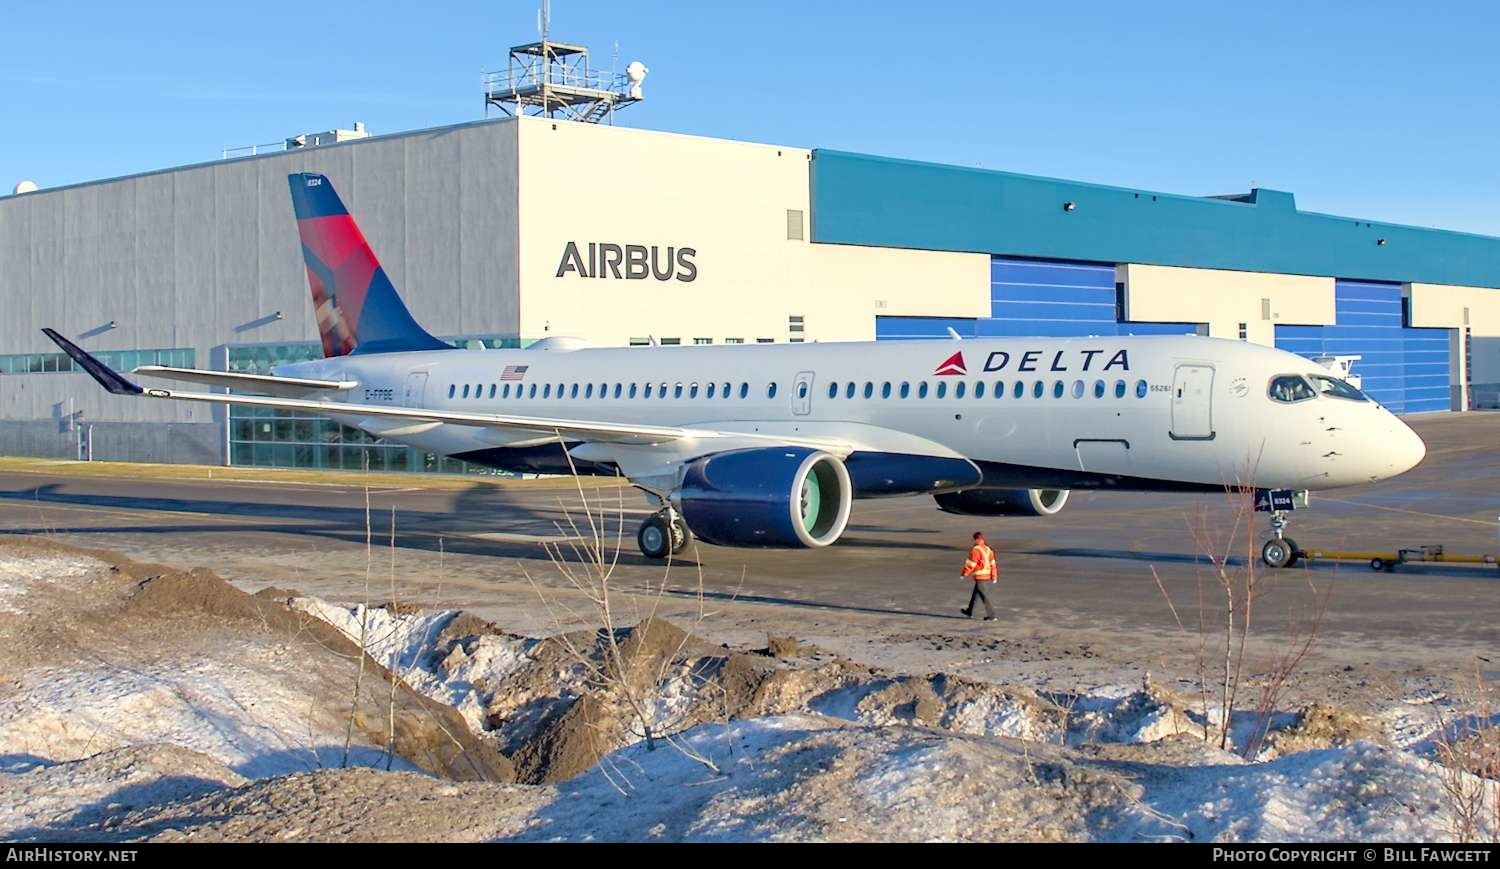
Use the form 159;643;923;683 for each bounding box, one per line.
0;455;631;491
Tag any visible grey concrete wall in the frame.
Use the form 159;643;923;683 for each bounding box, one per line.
0;118;522;459
0;420;220;464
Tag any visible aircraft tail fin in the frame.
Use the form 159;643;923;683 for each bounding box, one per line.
286;173;448;357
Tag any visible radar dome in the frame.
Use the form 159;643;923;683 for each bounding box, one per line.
12;180;38;195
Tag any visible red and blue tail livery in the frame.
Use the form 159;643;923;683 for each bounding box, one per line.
287;173;447;357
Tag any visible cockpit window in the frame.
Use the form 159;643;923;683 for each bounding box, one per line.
1268;374;1317;403
1311;374;1368;402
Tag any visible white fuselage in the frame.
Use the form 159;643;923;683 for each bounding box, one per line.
280;335;1426;494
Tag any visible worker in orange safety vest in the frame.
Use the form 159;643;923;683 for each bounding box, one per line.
959;531;998;621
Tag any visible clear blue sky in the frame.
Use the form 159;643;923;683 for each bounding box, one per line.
3;1;1497;236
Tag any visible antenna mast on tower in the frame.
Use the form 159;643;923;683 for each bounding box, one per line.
483;1;648;124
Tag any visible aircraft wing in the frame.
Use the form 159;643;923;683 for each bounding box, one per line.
42;329;852;452
133;365;359;397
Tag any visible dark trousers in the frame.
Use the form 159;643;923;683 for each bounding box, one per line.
964;580;996;618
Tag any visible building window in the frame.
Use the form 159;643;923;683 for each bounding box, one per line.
786;209;805;241
694;338;713;345
660;338;681;346
788;315;805;344
757;338;774;344
629;337;650;346
725;338;744;344
1238;322;1248;340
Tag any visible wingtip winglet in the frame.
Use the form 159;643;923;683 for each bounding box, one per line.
40;328;144;396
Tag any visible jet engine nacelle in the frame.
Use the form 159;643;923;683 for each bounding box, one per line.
933;488;1070;517
678;447;852;548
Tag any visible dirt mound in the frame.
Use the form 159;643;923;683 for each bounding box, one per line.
0;743;247;841
1264;703;1386;757
111;768;547;842
0;539;510;783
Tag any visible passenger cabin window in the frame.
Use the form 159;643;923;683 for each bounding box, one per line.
767;382;778;399
1052;381;1065;399
1114;380;1126;398
489;384;496;399
899;382;910;398
881;382;892;399
462;384;470;399
936;382;947;399
1093;380;1105;399
722;382;731;398
918;382;929;399
1032;381;1044;399
974;382;985;399
448;385;456;399
1311;375;1367;401
739;383;749;399
1269;375;1318;403
954;382;965;399
845;382;855;399
863;382;873;399
1135;380;1148;398
828;382;838;399
1013;381;1025;399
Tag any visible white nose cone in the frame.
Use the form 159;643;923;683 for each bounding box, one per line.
1391;421;1427;476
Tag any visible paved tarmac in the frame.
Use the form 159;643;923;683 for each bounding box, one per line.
0;412;1496;674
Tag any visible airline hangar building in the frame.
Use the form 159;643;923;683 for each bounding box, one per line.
2;115;1499;471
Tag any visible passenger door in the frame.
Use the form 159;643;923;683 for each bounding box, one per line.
1170;364;1215;440
404;370;429;406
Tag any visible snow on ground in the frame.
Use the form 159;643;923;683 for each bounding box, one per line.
509;718;1493;842
290;597;538;735
0;745;247;840
0;552;104;613
1;655;416;778
3;547;1495;842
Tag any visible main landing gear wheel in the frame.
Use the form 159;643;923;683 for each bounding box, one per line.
637;512;691;560
1261;537;1299;569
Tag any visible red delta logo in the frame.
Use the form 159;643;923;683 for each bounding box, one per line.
934;351;967;376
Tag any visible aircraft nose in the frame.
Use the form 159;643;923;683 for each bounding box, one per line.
1390;419;1427;476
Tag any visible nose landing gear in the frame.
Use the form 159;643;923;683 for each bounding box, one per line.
637;508;691;560
1260;511;1299;569
1255;489;1307;569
